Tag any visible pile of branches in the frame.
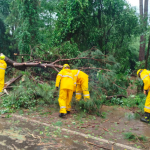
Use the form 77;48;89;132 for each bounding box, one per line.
4;47;128;99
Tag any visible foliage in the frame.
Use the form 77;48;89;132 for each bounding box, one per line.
2;0;144;71
71;88;106;116
1;0;149;117
53;0;140;70
123;132;147;142
1;75;56;110
34;40;79;60
35;82;56;104
14;0;40;53
0;0;11;56
105;94;146;114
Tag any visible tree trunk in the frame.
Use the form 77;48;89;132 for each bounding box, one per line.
139;0;145;61
142;0;148;60
139;0;148;61
145;35;150;69
4;56;62;72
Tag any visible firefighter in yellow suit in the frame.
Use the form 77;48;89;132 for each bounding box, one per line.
72;70;90;100
137;69;150;123
55;64;75;117
0;54;7;94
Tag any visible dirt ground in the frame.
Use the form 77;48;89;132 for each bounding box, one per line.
9;105;150;150
0;110;138;150
1;75;149;149
127;76;137;96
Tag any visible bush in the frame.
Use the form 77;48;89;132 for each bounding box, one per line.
1;76;57;110
122;94;145;111
72;93;106;116
123;132;147;142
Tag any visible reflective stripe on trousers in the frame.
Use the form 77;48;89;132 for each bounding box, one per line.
0;67;5;70
60;106;66;109
76;93;82;95
145;106;150;109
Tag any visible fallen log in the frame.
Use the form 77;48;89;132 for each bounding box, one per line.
4;75;23;89
3;89;9;95
5;56;62;72
106;94;127;100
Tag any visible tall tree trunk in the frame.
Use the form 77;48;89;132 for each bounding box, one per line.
145;35;150;69
139;0;148;61
139;0;144;61
142;0;148;60
144;0;148;26
97;0;102;50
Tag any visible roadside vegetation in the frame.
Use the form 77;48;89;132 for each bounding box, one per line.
1;0;150;148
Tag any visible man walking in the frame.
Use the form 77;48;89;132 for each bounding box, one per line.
0;54;7;95
55;64;75;117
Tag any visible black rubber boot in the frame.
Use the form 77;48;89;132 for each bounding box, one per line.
140;112;150;123
59;113;67;118
67;111;70;114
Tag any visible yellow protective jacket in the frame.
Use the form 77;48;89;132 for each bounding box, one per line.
0;60;7;92
140;69;150;90
72;70;88;84
55;69;75;90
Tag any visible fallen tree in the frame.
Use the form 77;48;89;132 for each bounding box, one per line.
5;56;62;72
3;48;129;99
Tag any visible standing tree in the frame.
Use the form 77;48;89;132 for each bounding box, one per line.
15;0;40;55
139;0;148;61
53;0;139;70
0;0;11;55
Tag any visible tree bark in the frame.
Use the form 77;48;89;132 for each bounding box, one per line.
4;56;62;72
145;35;150;68
139;0;145;61
142;0;148;60
139;0;148;61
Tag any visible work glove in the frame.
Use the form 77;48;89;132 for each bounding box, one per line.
56;87;59;91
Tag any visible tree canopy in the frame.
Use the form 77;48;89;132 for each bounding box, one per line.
0;0;148;71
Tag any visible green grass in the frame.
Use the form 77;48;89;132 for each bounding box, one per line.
123;132;148;142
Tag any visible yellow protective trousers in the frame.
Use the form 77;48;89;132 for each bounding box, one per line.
0;60;7;94
75;80;90;101
0;78;4;93
58;89;73;113
144;90;150;113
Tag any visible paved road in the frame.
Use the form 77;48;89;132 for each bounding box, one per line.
0;115;141;150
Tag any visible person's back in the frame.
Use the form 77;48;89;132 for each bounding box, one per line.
72;70;88;84
72;69;90;100
57;69;74;90
55;64;75;117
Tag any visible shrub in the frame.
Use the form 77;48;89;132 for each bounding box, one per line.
1;76;57;110
123;132;147;142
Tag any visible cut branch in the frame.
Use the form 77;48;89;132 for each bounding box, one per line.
106;95;127;100
52;57;115;65
5;56;62;72
4;75;23;89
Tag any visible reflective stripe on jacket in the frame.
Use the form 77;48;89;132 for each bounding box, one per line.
0;60;7;80
72;70;88;84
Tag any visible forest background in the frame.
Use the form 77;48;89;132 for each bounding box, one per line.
0;0;150;115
